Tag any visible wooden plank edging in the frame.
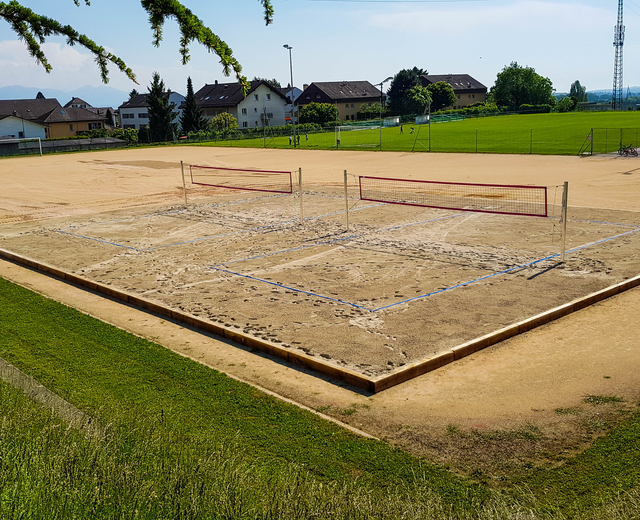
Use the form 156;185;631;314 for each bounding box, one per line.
0;248;374;392
1;248;638;394
371;274;640;392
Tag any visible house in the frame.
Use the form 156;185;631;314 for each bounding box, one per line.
64;97;114;123
193;80;288;129
0;98;60;139
118;91;185;130
42;107;107;138
296;81;385;121
0;98;113;138
420;74;487;109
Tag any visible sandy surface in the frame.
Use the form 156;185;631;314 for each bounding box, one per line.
1;146;639;471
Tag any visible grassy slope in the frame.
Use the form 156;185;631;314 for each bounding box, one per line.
193;112;640;156
1;275;639;517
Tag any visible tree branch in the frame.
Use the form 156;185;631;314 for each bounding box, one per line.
0;0;276;93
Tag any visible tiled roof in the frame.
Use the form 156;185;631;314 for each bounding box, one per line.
118;94;149;109
309;81;382;100
194;80;288;108
0;99;62;122
420;74;487;92
43;107;104;123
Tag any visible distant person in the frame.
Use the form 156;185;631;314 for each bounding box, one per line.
289;135;292;145
306;133;309;142
410;127;415;134
400;125;403;134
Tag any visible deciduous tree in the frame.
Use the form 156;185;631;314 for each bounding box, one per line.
426;82;456;112
210;112;238;132
387;67;428;116
406;85;432;115
489;62;555;109
299;102;339;124
569;80;587;103
0;0;275;93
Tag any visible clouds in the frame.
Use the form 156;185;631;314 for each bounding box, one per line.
0;39;102;89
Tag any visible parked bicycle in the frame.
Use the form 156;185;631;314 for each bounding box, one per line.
618;144;639;157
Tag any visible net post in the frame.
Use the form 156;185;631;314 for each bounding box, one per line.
560;181;569;262
180;161;188;208
37;137;42;156
344;170;349;231
299;168;303;226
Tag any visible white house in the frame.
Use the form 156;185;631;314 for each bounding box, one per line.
194;80;288;129
118;91;185;130
0;99;61;139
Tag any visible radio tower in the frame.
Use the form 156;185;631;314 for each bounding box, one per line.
612;0;625;110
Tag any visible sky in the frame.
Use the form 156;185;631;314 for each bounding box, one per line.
1;0;639;99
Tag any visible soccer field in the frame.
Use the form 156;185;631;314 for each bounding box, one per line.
1;147;639;391
197;111;640;156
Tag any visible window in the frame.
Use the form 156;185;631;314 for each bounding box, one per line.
351;104;354;109
255;121;258;127
242;108;247;115
138;113;148;118
123;124;135;129
316;94;321;99
243;121;248;127
457;95;460;100
468;95;471;99
266;94;271;100
472;94;475;98
122;113;133;119
253;94;259;101
345;103;349;109
69;124;74;131
254;107;258;112
89;123;102;130
18;131;24;138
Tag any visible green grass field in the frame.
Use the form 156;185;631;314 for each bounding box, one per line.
1;276;640;518
195;112;640;156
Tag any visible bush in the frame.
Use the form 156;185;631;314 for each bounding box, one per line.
77;128;110;138
112;128;139;144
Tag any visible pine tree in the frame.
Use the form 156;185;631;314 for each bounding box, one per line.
129;89;139;100
179;77;208;134
147;72;177;142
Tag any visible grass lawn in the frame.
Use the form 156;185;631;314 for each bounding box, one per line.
1;275;639;518
190;111;640;156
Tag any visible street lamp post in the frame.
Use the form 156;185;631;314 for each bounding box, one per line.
377;77;393;150
283;44;296;147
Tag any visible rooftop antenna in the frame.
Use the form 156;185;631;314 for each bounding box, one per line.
612;0;625;110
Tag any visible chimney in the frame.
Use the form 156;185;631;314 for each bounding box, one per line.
303;84;308;91
215;80;218;85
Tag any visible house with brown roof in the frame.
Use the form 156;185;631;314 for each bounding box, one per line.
297;81;385;121
64;97;114;122
0;98;60;138
193;80;288;129
420;74;487;109
42;107;107;138
0;98;113;138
